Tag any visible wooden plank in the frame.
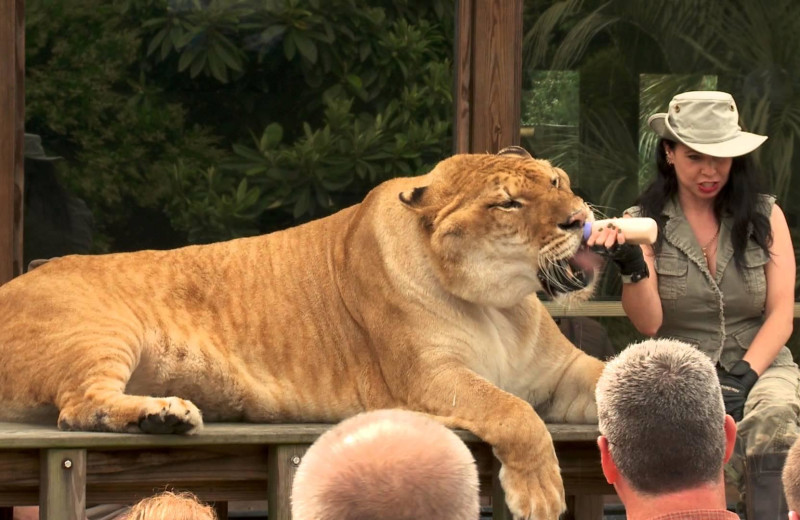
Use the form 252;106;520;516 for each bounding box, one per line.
543;300;800;318
0;446;268;506
470;0;523;153
86;481;265;507
490;444;609;520
212;501;228;520
39;449;86;520
0;423;334;448
267;444;306;520
0;0;20;285
453;0;473;153
565;495;605;520
0;422;600;449
13;0;24;281
84;446;268;484
557;442;612;495
491;456;512;520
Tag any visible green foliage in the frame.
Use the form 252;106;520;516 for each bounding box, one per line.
25;0;454;250
521;71;579;127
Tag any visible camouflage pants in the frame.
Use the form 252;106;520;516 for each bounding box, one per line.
724;362;800;489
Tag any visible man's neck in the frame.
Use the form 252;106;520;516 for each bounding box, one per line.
618;480;729;520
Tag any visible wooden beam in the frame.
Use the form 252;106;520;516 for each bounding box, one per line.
544;301;800;318
469;0;523;153
491;456;512;520
453;0;473;154
267;444;306;520
0;0;24;285
39;449;86;520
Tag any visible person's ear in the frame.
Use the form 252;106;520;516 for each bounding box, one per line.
598;435;618;484
788;510;799;520
663;143;675;164
723;414;738;463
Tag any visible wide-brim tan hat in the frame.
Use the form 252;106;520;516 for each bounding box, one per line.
647;91;767;158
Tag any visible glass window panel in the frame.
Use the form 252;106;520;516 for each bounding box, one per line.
522;0;800;307
521;70;580;177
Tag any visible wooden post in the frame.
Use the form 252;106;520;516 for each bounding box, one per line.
39;449;87;520
0;0;24;285
454;0;523;154
211;501;228;520
453;0;473;154
492;456;512;520
565;495;605;520
267;444;306;520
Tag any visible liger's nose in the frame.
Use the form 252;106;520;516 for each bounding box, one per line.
558;208;587;231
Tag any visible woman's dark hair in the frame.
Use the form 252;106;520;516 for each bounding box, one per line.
635;139;772;268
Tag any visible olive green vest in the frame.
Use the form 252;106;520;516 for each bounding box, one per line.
627;195;793;371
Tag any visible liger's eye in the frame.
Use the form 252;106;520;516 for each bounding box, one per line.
492;199;522;210
551;177;560;189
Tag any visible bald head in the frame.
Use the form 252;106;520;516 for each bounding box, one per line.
291;409;480;520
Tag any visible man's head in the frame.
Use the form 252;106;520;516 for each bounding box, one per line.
595;338;736;495
122;491;217;520
291;409;480;520
783;435;800;517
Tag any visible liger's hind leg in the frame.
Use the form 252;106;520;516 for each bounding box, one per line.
54;342;203;434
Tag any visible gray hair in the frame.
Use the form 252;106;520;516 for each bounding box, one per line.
783;436;800;511
291;409;480;520
595;338;726;493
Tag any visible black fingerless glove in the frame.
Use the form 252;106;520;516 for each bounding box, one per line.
591;243;649;283
717;360;758;422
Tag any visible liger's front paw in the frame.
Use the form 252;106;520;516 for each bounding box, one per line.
499;460;566;520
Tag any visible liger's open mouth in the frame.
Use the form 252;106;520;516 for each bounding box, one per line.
537;244;597;297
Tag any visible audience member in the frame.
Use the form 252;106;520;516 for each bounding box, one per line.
291;408;480;520
595;338;738;520
119;491;217;520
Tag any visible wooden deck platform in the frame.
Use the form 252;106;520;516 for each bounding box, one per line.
0;422;611;520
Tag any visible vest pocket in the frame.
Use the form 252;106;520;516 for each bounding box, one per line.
655;254;688;299
732;322;760;350
742;245;769;294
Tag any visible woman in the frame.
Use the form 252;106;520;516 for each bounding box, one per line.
588;90;799;519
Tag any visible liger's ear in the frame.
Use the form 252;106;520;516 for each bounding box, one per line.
399;186;427;208
497;145;533;159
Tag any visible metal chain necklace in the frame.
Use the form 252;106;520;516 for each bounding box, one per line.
701;225;721;260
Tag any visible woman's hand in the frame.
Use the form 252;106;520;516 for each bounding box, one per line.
587;217;663;336
584;220;626;250
585;222;649;283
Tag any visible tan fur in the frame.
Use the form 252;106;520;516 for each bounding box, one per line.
0;151;605;520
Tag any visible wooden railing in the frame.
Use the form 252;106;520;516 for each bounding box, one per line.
0;422;610;520
544;300;800;318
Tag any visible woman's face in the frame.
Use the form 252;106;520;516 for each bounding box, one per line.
665;143;733;201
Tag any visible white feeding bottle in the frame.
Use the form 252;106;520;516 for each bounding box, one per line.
583;217;658;245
